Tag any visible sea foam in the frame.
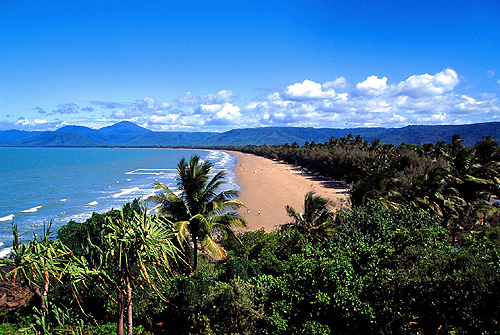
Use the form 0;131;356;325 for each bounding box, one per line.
0;214;14;222
0;247;12;258
111;187;140;198
21;206;43;213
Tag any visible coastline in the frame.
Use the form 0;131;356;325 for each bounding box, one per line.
226;151;350;232
0;147;348;256
0;147;229;252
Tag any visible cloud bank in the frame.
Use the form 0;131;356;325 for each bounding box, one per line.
245;69;498;128
4;69;499;131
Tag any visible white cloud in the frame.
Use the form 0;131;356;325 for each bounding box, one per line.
215;103;241;121
16;118;30;126
111;110;127;119
149;114;180;124
243;69;499;128
136;96;156;110
282;79;336;100
109;97;172;119
355;75;388;96
392;68;459;98
139;100;244;130
199;104;222;113
487;69;495;78
2;117;67;131
201;103;243;125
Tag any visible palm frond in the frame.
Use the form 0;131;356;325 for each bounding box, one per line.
210;214;247;229
201;236;227;261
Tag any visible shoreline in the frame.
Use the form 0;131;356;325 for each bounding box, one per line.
0;147;225;250
0;147;347;254
226;151;350;232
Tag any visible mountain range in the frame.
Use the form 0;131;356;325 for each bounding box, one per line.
1;121;499;147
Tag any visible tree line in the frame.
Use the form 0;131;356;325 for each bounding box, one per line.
238;134;500;244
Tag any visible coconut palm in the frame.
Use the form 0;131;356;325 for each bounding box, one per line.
284;191;336;241
148;155;246;271
398;136;500;243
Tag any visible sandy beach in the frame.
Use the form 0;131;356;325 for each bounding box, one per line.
227;151;350;232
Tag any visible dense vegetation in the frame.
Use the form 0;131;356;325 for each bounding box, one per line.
240;134;500;242
1;136;500;334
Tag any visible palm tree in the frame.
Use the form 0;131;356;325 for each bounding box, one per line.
403;136;500;243
284;191;336;241
148;155;246;271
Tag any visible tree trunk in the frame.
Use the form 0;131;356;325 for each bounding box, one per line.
34;267;50;317
117;290;124;335
451;222;457;246
192;233;198;271
126;273;133;335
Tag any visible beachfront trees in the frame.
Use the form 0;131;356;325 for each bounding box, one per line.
241;135;500;243
284;191;335;241
148;155;246;271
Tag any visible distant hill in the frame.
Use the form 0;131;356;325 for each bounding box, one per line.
98;121;152;135
1;121;499;147
14;131;109;147
0;130;47;144
375;123;500;146
118;132;216;147
198;127;348;146
198;123;500;146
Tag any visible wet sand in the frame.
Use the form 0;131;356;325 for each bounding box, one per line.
227;151;350;232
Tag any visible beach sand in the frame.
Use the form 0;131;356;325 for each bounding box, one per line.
227;151;350;232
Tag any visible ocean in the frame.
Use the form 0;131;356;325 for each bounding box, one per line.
0;147;239;256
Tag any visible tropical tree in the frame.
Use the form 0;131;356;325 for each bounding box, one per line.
0;222;88;332
284;191;336;241
148;155;246;271
384;136;500;243
88;205;180;335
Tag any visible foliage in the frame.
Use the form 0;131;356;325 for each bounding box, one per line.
88;205;180;335
0;222;90;333
148;155;246;271
283;191;336;242
3;151;500;334
240;134;500;244
150;266;266;334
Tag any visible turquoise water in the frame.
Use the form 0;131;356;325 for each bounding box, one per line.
0;148;238;254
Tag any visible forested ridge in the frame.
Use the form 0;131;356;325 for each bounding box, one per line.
2;121;499;147
1;135;500;334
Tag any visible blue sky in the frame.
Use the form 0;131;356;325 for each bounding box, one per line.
1;0;499;132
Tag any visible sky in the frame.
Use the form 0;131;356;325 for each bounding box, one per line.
1;0;499;132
